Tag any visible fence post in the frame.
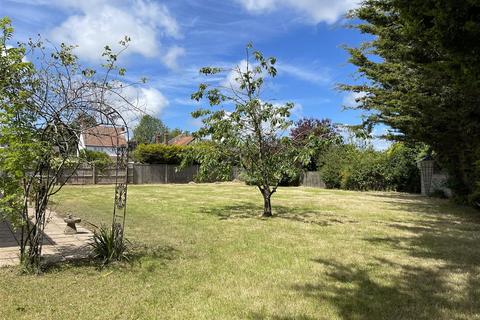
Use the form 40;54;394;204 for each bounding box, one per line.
92;164;97;185
164;164;168;184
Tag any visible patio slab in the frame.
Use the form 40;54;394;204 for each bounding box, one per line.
0;210;93;267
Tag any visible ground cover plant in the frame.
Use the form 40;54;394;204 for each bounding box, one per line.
1;183;480;319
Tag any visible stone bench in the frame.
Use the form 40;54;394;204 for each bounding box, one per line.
64;215;82;234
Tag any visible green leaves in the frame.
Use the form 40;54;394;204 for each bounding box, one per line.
190;43;304;203
51;43;78;66
90;224;129;266
191;83;208;101
134;144;187;165
343;0;480;199
133;115;167;144
199;67;223;75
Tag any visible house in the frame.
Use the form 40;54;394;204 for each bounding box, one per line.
167;134;195;146
79;125;127;157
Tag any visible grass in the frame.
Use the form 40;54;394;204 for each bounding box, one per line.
1;183;480;319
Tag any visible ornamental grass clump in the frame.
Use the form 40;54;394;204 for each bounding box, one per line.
90;224;129;265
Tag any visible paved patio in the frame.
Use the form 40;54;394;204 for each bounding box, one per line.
0;211;93;267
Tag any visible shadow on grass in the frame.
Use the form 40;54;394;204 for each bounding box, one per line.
248;312;316;320
200;203;358;226
295;258;456;320
291;193;480;320
41;243;178;273
129;243;178;263
366;193;480;268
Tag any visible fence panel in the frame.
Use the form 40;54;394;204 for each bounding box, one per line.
62;163;199;185
301;171;326;188
133;164;167;184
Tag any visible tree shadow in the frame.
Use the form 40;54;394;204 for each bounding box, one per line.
366;193;480;268
295;258;460;320
290;193;480;319
199;203;358;226
41;243;179;273
129;243;178;263
248;311;316;320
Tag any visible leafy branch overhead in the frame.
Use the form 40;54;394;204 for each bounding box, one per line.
341;0;480;203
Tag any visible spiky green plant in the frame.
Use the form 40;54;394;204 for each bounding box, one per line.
90;224;129;265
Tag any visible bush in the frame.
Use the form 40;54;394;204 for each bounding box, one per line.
384;143;422;193
278;169;302;186
319;142;421;192
468;160;480;208
341;150;388;191
180;141;233;182
90;224;129;265
134;144;187;164
319;145;357;189
79;149;113;170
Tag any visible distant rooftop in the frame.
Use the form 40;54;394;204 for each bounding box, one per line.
168;134;195;146
82;125;127;147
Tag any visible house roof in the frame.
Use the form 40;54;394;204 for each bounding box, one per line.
82;126;127;147
168;134;195;146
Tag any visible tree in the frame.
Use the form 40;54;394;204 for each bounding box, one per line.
133;114;166;144
79;150;113;171
290;118;341;170
0;18;136;271
191;44;318;217
342;0;480;202
167;127;184;140
0;17;35;233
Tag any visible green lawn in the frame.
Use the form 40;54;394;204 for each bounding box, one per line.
1;183;480;319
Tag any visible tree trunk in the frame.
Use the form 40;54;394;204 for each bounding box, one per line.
261;188;272;217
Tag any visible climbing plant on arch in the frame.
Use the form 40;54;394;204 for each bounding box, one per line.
0;18;136;271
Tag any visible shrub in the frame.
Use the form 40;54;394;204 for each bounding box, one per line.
134;144;187;164
319;145;357;189
278;169;302;187
90;224;129;265
318;142;422;192
469;160;480;208
182;141;235;182
384;143;422;193
79;149;113;170
341;150;388;191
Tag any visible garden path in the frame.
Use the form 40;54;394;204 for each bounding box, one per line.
0;210;92;267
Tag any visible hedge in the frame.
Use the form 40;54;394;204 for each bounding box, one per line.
133;144;187;164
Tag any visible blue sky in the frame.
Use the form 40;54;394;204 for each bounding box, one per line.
2;0;388;148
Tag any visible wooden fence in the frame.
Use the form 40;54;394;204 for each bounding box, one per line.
61;164;199;185
61;165;327;187
301;171;326;188
132;164;199;184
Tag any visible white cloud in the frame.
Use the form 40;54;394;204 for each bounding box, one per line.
277;63;330;85
342;91;366;108
50;0;180;62
107;84;169;126
162;46;186;70
220;60;330;92
221;59;248;90
236;0;358;24
137;87;169;116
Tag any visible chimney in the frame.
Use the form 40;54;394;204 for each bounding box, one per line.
163;132;169;145
155;133;161;144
